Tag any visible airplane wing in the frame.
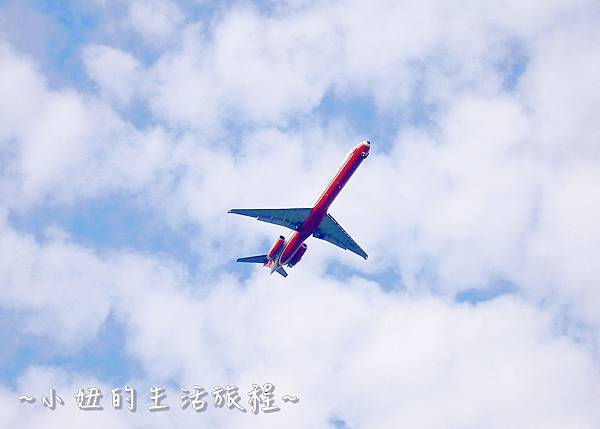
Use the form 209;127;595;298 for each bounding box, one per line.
314;214;368;260
228;208;312;231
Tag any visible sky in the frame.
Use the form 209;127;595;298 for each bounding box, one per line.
1;0;600;427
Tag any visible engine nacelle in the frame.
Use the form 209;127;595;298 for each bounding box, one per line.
287;243;307;267
267;235;286;260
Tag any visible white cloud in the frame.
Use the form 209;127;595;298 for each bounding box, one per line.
127;0;185;45
2;204;600;427
83;44;143;106
2;0;599;329
0;218;113;348
0;41;172;208
2;0;600;427
146;9;340;129
137;0;597;129
1;245;600;427
0;42;47;141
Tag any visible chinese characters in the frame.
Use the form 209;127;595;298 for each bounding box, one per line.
19;383;299;414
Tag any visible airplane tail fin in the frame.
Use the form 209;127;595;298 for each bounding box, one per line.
236;255;288;278
236;255;268;264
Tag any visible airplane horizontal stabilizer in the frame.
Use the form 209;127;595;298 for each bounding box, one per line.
275;266;288;277
236;254;268;264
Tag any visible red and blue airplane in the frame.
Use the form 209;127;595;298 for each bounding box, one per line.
228;141;370;277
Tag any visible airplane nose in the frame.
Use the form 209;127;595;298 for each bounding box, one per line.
360;140;370;158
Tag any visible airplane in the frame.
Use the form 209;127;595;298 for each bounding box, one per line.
228;140;370;277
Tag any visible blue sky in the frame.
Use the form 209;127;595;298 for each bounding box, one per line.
1;0;600;427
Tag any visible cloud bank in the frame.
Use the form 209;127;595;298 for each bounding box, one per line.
1;0;600;427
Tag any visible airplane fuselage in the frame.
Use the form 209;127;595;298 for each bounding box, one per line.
276;141;370;267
